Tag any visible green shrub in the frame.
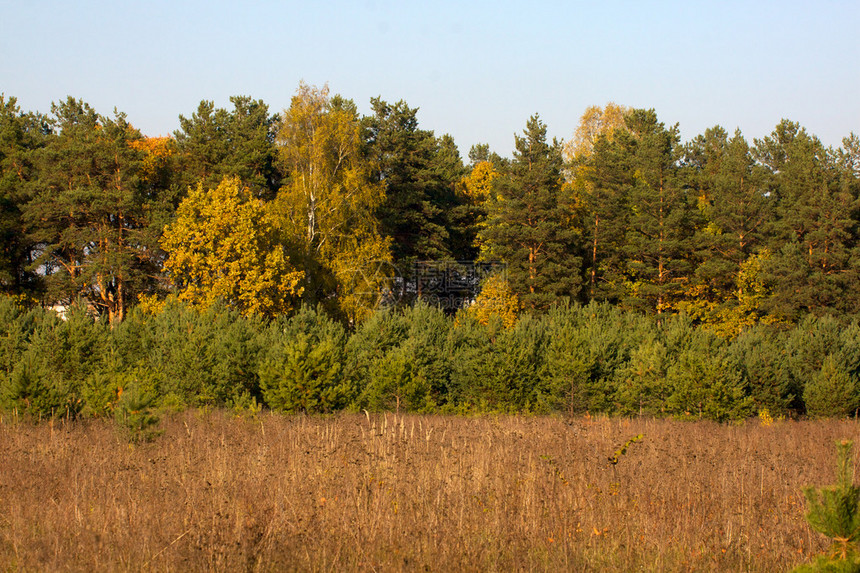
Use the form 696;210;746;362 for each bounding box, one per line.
537;304;606;414
449;313;546;412
118;300;266;407
612;337;668;416
260;332;347;412
0;301;107;418
785;315;849;414
259;305;350;413
725;325;795;415
793;440;860;572
349;303;450;412
804;355;859;419
114;381;161;443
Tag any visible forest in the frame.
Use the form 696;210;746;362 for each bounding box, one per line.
2;84;860;421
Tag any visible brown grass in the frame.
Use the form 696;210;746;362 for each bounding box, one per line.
0;411;854;572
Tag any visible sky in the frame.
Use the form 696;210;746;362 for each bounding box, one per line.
2;1;858;158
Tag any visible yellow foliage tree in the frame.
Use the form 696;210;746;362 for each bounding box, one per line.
274;83;391;323
459;160;499;202
674;249;780;338
467;275;520;329
128;136;175;184
161;177;304;316
455;160;500;258
563;102;629;163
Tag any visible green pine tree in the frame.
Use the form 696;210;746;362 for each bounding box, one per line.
114;381;161;443
684;126;773;325
174;96;282;199
258;306;350;413
362;97;466;263
579;127;633;304
793;440;860;572
620;109;694;315
25;98;168;324
0;96;48;297
756;121;860;320
480;114;583;310
804;355;859;419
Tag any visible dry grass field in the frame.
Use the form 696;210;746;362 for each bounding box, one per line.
0;411;855;572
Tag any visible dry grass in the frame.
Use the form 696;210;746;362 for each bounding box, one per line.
0;411;854;572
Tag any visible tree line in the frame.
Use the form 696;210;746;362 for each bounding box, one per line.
1;85;471;325
2;84;860;419
2;86;858;329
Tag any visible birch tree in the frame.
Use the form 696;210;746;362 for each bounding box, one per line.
274;84;391;322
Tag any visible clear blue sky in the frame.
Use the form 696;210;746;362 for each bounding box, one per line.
2;0;858;158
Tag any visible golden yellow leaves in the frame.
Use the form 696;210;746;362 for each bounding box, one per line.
129;136;175;183
672;250;781;338
467;275;520;329
161;177;304;316
563;102;630;163
273;82;392;323
458;161;498;202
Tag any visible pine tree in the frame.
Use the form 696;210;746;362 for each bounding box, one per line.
580;129;633;303
804;355;859;418
258;306;349;413
174;96;282;199
362;98;466;263
794;440;860;571
620;109;694;315
480;114;583;310
756;121;860;320
679;126;776;331
25;98;167;323
689;128;771;302
0;96;48;296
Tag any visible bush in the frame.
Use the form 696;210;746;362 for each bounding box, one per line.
350;303;450;412
804;355;859;419
113;380;162;443
793;440;860;572
259;306;350;413
449;313;546;412
1;301;108;418
117;300;266;408
725;325;795;415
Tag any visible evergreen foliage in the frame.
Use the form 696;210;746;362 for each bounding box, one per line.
113;380;162;443
724;325;794;415
349;303;450;412
804;356;859;419
24;98;168;323
793;441;860;571
481;114;583;310
0;300;107;417
259;306;350;413
449;312;548;412
0;293;858;420
362;98;467;263
0;95;47;296
174;96;282;199
620;110;693;315
4;88;860;421
111;299;267;408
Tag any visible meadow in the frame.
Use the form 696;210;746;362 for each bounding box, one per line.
0;412;852;572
